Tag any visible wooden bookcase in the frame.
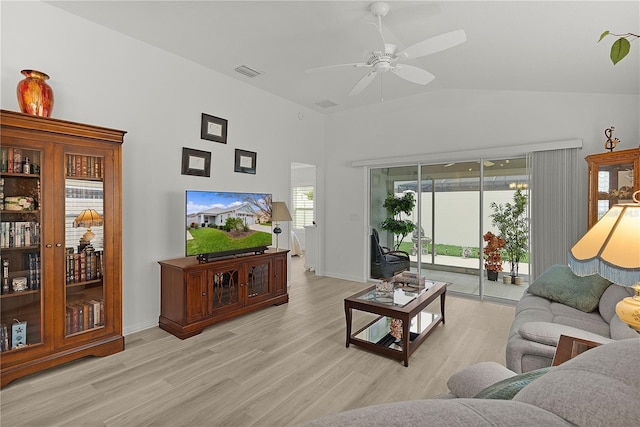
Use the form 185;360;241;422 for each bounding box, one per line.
585;147;640;228
158;250;288;339
0;110;125;387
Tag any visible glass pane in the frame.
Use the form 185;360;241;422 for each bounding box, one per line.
370;166;417;280
247;262;269;299
1;147;43;351
483;158;529;301
212;270;239;307
64;154;105;336
419;161;481;297
597;162;635;221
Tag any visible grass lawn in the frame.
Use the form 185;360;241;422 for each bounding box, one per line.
187;227;272;255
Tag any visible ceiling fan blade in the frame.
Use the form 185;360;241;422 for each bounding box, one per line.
398;29;467;60
306;63;370;74
349;70;377;96
391;64;435;85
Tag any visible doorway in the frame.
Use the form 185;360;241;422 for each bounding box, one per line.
291;162;317;273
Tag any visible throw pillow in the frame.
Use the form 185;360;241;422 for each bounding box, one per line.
473;367;552;400
527;264;611;312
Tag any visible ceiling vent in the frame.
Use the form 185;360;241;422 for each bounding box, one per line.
234;65;262;78
315;99;338;108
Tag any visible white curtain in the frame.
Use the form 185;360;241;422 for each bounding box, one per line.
530;148;586;280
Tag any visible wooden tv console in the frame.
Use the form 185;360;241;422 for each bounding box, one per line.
158;250;288;339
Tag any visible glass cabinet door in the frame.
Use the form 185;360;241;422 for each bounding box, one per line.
64;154;105;336
0;146;43;352
586;148;639;229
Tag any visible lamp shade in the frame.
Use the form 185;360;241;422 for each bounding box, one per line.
271;202;292;222
568;202;640;287
73;209;104;228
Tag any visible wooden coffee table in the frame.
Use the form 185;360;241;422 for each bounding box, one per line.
344;281;447;367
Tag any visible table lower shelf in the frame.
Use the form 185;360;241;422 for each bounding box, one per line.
349;312;442;364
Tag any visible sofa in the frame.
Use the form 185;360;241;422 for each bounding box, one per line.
506;264;637;373
302;338;640;426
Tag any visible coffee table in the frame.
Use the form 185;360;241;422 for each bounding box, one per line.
344;281;447;367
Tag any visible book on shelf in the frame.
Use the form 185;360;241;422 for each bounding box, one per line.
66;250;103;284
66;299;104;334
0;324;8;352
0;221;40;248
65;155;103;179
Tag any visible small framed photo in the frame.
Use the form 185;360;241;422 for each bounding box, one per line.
181;147;211;177
201;113;228;144
234;149;257;174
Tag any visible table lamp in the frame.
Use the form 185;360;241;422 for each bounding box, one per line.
568;191;640;331
73;209;103;251
271;202;292;251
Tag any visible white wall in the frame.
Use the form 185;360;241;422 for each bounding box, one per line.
324;89;639;282
1;1;325;334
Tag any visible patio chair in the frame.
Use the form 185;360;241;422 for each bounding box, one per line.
370;228;410;279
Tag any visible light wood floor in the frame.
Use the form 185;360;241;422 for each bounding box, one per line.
0;256;515;426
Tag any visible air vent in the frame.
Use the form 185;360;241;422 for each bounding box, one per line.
315;99;338;108
234;65;262;78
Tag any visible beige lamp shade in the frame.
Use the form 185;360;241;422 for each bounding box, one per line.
568;191;640;331
73;209;104;228
73;209;103;244
568;202;640;286
271;202;292;222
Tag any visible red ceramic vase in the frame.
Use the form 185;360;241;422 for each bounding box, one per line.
17;69;54;117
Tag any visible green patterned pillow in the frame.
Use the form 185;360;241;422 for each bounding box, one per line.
527;264;611;312
473;367;552;400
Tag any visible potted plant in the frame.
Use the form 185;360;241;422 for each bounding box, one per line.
489;189;528;285
483;231;505;281
380;192;416;251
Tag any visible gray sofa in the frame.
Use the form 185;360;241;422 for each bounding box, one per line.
302;338;640;426
506;265;637;373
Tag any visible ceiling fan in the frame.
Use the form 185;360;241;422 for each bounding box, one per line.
306;1;466;96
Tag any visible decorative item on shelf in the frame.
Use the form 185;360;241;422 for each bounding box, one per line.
11;277;27;292
603;126;620;152
11;319;27;349
16;69;54;117
73;209;103;252
4;196;34;211
569;190;640;332
390;318;402;341
271;202;292;251
375;280;395;294
483;231;505;281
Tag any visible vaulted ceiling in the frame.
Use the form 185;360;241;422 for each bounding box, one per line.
49;1;639;114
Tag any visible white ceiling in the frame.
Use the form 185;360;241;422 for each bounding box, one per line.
48;1;639;114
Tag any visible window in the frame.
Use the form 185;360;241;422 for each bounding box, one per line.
292;186;314;228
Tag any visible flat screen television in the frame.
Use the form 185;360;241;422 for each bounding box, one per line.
186;190;273;260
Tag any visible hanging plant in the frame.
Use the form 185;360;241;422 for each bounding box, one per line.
598;31;639;64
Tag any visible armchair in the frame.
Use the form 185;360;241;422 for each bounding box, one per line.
371;228;410;279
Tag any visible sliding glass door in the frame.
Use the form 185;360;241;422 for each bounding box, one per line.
369;158;529;302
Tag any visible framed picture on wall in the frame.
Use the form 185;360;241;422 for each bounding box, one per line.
181;147;211;177
234;149;257;174
200;113;228;144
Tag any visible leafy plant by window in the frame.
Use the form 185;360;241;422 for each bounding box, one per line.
489;189;528;280
598;31;639;64
380;192;416;251
483;231;506;272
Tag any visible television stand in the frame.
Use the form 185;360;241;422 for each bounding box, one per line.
158;249;289;339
